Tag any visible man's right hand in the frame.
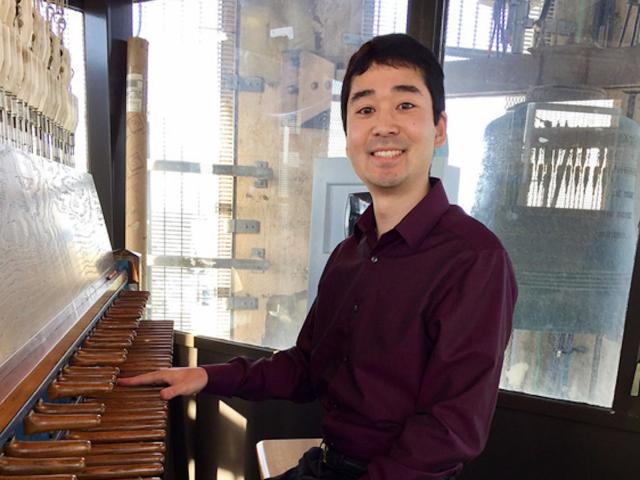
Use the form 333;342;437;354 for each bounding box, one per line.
117;367;208;400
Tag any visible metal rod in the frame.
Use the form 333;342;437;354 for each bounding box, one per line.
632;5;640;46
619;2;633;46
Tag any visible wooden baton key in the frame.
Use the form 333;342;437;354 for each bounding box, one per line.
0;476;78;480
66;429;166;443
63;367;119;376
83;452;164;466
88;442;165;455
77;463;163;479
24;413;102;435
4;439;91;458
34;400;106;415
48;381;114;400
0;456;85;475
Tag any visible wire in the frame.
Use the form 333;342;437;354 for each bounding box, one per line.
136;1;142;37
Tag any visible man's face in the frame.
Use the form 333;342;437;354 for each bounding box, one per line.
345;64;447;195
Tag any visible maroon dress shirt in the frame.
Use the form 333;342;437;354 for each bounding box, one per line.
203;178;517;479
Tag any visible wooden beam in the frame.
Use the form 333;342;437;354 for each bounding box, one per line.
407;0;448;62
84;0;114;241
445;45;640;97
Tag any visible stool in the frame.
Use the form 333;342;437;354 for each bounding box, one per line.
256;438;322;479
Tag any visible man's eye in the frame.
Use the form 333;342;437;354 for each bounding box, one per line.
357;106;374;115
398;102;415;110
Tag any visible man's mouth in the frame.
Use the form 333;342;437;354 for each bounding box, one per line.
371;149;405;158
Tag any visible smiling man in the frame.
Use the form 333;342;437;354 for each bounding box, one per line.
120;34;517;480
344;60;446;236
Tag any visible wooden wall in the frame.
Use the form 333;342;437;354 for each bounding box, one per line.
230;0;366;348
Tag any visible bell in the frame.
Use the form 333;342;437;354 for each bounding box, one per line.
473;85;640;339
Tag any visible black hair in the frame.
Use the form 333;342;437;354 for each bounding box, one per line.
340;33;445;132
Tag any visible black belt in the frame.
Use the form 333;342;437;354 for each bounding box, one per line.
322;444;368;478
320;443;457;480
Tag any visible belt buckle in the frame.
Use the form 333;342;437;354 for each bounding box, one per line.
320;440;329;464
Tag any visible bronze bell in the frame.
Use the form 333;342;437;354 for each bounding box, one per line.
473;85;640;339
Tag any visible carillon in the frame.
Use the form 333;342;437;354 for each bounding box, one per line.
0;0;78;166
0;292;174;479
0;141;171;477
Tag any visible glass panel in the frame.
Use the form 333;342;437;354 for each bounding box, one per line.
443;0;640;407
136;0;407;341
135;1;231;335
227;0;407;348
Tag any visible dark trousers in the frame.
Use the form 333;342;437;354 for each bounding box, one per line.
267;447;366;480
267;446;457;480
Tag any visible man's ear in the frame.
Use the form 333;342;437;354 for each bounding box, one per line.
434;112;447;148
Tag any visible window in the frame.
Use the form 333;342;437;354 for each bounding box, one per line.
134;1;230;336
443;0;640;408
136;0;408;346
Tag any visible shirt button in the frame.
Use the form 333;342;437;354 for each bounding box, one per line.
371;256;379;263
352;304;359;312
342;355;349;363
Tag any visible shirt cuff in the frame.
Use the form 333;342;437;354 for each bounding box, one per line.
201;361;245;397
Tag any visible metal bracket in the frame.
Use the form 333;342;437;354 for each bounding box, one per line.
212;161;273;188
221;74;265;92
227;219;261;234
153;160;201;173
227;296;258;310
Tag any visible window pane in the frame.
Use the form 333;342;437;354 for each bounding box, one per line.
227;0;408;349
136;0;408;344
135;0;231;335
443;0;640;407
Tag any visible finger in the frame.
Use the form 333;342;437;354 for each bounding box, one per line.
159;373;203;400
160;385;179;401
117;369;169;386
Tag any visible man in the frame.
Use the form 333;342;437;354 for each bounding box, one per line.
120;34;517;480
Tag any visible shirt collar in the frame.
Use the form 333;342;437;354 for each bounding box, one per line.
354;177;450;250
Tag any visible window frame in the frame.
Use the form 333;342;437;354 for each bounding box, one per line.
79;0;131;249
79;0;640;432
434;0;640;433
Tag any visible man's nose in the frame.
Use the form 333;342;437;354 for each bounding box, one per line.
372;111;399;136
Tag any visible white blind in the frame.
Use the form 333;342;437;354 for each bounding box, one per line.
135;0;232;336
